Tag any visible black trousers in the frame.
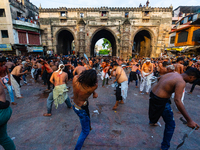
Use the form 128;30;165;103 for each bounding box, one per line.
190;79;200;93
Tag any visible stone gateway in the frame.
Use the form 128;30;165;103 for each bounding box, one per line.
39;6;172;58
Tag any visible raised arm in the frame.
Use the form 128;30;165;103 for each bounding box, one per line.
174;82;199;129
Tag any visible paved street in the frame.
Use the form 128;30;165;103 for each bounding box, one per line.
1;75;200;150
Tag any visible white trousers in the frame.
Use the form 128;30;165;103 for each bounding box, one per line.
140;72;153;93
31;68;35;78
171;88;185;104
10;74;22;98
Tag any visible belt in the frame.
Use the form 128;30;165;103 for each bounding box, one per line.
72;101;88;110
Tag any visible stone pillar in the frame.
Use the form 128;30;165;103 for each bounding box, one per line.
121;19;131;59
77;19;86;57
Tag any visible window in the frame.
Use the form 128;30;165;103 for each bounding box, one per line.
180;19;184;25
17;12;21;17
144;11;149;16
0;9;6;17
101;11;107;17
193;14;198;22
172;21;176;24
1;30;9;38
188;15;193;22
60;12;66;17
125;12;129;18
192;29;200;42
170;36;175;44
183;17;188;24
178;31;188;43
80;13;84;18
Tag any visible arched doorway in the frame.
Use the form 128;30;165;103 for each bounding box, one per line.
90;29;117;57
57;30;74;55
133;30;152;57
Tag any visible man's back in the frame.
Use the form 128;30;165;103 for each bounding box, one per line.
74;66;86;75
152;72;185;98
174;63;184;74
11;65;21;76
51;71;68;86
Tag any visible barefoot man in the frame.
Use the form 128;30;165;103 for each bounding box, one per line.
149;67;199;150
112;60;128;110
43;64;72;117
140;58;154;94
73;62;86;76
10;63;28;98
0;81;16;149
72;69;98;150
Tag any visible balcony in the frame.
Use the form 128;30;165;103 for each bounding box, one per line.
9;0;25;12
12;20;40;29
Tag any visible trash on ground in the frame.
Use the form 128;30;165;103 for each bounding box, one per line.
93;110;99;114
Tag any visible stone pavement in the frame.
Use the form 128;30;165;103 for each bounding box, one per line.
1;75;200;150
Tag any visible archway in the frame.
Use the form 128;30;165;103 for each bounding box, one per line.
90;29;117;57
56;30;74;55
133;30;152;57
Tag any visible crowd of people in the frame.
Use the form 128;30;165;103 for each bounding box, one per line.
0;53;200;150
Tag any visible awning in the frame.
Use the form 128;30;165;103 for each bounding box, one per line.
27;46;43;52
0;44;12;51
165;46;199;52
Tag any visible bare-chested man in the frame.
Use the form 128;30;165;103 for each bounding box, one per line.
158;61;168;76
128;63;139;87
140;58;154;94
0;58;16;105
10;63;27;98
149;67;199;150
43;64;71;117
31;58;37;78
72;69;98;150
73;62;86;76
174;57;184;74
34;60;42;81
5;58;15;73
0;82;16;149
112;60;128;110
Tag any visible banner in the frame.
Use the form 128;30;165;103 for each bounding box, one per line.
0;44;12;51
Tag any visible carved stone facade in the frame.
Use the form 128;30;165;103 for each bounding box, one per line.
39;6;173;58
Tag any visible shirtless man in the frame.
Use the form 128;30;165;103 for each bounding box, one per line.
10;64;27;98
72;69;98;150
112;60;128;110
73;62;86;76
128;63;139;87
0;82;16;149
174;57;184;74
5;58;15;73
49;61;57;71
34;60;42;82
43;64;71;117
0;58;17;105
140;59;154;94
31;58;37;78
149;67;199;150
158;61;168;76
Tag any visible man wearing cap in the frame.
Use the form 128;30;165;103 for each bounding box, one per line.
140;58;154;94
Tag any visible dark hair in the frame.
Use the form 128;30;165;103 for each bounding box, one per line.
77;69;97;87
177;57;184;62
185;67;200;78
113;61;119;66
78;62;82;66
162;61;168;67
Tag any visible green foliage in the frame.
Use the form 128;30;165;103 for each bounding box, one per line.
99;49;110;55
102;38;111;49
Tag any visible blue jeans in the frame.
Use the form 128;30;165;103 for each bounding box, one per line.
5;83;15;103
73;105;90;150
161;103;176;150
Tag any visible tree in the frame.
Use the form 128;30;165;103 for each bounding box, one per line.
102;38;111;49
99;49;110;55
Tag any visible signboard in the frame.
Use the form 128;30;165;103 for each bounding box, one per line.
0;44;12;51
27;46;43;52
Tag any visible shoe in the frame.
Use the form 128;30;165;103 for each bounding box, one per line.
24;81;27;84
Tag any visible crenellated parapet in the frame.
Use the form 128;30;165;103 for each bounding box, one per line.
39;6;172;12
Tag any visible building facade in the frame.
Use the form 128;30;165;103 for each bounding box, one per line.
39;6;173;58
0;0;42;55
